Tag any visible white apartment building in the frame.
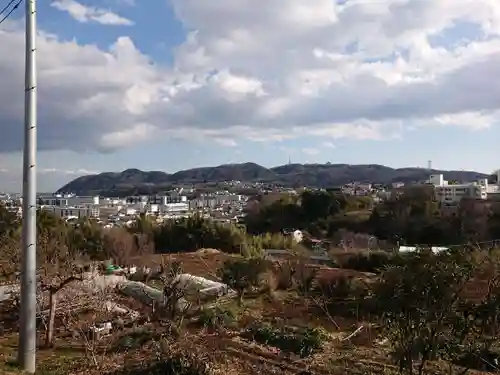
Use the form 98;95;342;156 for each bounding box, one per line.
430;174;488;205
125;195;187;205
190;194;244;209
38;194;99;206
42;205;100;219
166;195;187;204
164;203;189;212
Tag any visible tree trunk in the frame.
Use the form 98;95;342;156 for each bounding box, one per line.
237;291;244;306
46;290;57;348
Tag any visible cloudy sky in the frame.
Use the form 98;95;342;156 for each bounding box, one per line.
1;0;500;191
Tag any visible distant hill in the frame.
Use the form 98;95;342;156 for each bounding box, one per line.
57;163;489;196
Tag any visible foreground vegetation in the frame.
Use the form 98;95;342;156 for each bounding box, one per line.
2;187;500;374
2;220;500;373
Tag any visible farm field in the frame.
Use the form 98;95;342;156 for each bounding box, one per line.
0;250;497;375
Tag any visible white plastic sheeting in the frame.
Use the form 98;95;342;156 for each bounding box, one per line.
398;246;449;254
119;281;163;307
173;274;233;297
118;273;235;310
0;284;19;302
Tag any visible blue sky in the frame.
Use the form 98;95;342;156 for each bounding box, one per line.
1;0;500;191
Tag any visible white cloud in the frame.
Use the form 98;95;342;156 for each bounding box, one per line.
113;0;134;6
51;0;134;25
323;142;336;149
0;167;99;192
1;0;500;155
302;148;320;156
38;168;99;175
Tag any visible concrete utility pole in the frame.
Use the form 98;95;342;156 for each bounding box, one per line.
18;0;37;372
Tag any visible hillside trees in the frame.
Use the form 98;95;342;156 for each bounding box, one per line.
374;248;500;374
154;215;247;253
244;195;302;234
153;215;291;254
244;190;371;237
244;186;500;246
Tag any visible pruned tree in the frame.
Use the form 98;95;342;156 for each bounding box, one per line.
217;257;268;305
0;235;20;281
373;248;500;375
146;260;193;329
41;274;82;348
0;203;20;237
37;238;84;348
103;227;136;266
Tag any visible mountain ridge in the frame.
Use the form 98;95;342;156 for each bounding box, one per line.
56;163;490;196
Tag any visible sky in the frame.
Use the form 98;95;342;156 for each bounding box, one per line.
1;0;500;192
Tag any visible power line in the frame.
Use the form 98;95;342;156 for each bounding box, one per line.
0;0;16;15
0;0;22;26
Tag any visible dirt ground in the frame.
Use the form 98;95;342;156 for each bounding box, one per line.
0;251;496;375
0;292;393;375
129;251;232;280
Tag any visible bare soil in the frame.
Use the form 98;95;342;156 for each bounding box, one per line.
0;251;495;375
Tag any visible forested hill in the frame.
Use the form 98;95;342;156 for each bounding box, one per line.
57;162;488;196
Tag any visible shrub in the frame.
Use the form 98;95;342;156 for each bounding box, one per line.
315;274;372;319
341;251;399;273
114;352;212;375
373;248;500;375
197;306;236;330
217;257;269;305
273;260;297;290
243;321;327;357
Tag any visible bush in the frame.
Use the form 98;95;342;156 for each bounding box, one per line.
242;321;326;357
341;251;399;273
315;275;372;319
246;233;295;250
197;306;236;330
373;248;500;375
270;256;322;298
217;257;269;305
113;352;211;375
272;260;297;290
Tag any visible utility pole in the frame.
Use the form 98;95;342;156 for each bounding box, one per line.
18;0;37;372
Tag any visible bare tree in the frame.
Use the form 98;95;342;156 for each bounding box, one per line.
41;275;82;348
103;227;136;266
0;235;20;281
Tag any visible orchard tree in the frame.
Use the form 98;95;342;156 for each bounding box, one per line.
217;257;268;305
374;249;475;375
0;204;19;237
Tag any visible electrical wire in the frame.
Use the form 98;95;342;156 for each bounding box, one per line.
0;0;22;26
0;0;16;16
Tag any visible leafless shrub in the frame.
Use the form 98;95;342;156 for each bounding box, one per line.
133;233;155;255
62;294;117;369
146;261;195;329
0;235;20;281
104;228;136;267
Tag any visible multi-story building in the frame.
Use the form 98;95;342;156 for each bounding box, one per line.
38;194;99;206
189;194;244;209
166;195;187;204
430;174;488;205
42;205;100;219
